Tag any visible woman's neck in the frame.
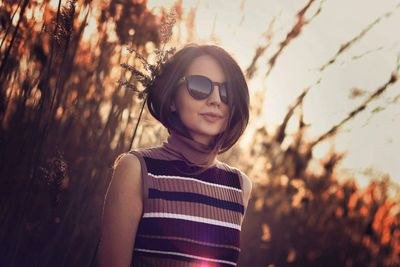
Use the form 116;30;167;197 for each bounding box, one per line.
162;130;218;168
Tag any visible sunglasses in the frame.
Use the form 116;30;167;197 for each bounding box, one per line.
178;75;228;104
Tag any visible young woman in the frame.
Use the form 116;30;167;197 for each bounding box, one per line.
98;44;252;267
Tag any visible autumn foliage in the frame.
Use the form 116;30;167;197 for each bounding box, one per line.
0;1;399;266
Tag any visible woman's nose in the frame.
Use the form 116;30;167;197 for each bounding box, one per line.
207;85;222;105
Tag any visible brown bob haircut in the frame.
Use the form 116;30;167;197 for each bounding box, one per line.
147;44;249;153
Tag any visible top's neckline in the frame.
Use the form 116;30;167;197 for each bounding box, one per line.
161;130;218;168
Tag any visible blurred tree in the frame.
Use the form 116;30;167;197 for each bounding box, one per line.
0;0;399;267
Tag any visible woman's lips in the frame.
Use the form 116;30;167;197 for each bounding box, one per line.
200;113;223;122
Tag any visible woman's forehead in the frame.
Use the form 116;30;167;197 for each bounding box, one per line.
185;55;226;83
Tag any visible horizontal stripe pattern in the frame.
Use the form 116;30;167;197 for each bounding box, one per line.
132;252;231;267
135;217;240;247
131;150;244;266
145;199;242;225
134;249;237;266
135;235;239;263
149;173;242;193
148;189;244;214
143;157;242;189
142;212;241;230
136;234;241;251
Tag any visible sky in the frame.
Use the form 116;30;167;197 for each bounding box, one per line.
148;0;400;188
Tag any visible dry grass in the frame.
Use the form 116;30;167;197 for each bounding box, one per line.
0;1;399;266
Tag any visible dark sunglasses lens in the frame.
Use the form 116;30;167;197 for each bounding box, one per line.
219;84;228;103
187;75;212;100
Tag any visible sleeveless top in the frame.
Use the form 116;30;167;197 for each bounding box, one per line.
128;131;248;267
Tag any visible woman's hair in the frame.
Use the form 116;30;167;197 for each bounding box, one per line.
147;44;249;153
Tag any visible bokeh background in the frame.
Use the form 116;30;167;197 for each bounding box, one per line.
1;0;399;266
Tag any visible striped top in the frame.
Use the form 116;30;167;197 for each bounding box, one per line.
129;132;248;267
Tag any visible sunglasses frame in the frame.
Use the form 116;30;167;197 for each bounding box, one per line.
178;75;228;104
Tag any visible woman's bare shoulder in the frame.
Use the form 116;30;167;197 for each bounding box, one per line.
113;152;141;170
109;152;143;194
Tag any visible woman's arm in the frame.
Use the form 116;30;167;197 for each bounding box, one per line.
97;153;143;267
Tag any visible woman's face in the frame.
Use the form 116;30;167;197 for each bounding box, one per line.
171;55;230;145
